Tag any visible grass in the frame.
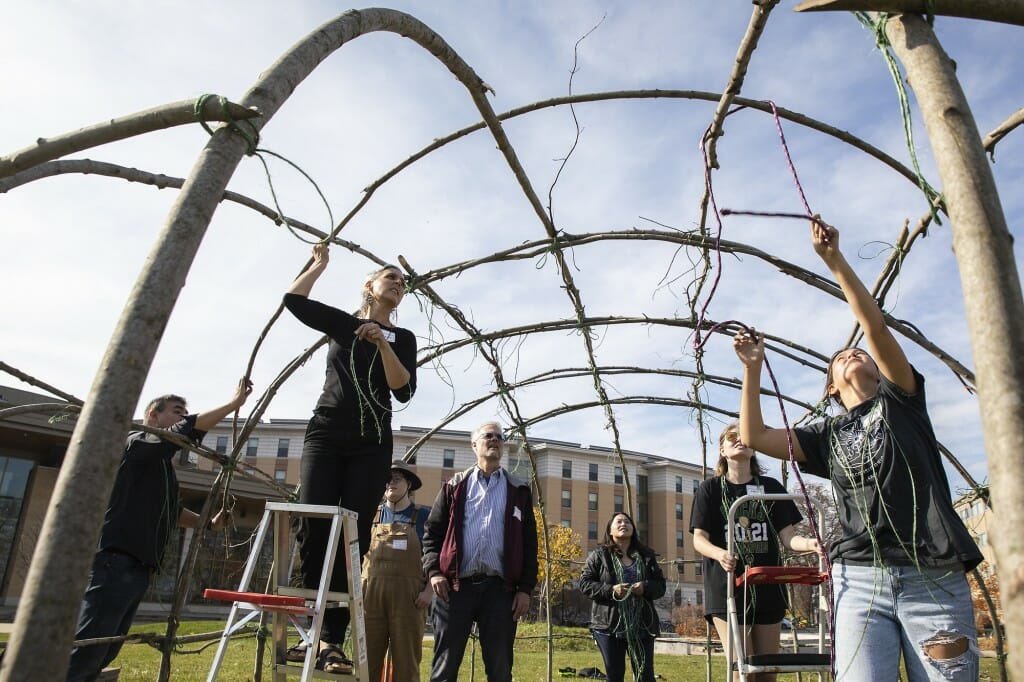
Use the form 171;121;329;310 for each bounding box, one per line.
31;621;1009;680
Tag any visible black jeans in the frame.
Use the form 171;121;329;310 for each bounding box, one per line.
591;629;655;682
430;577;517;682
298;414;391;645
66;550;152;682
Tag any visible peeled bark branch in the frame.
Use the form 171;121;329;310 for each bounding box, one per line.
0;98;260;179
881;13;1023;681
794;0;1024;26
983;107;1024;158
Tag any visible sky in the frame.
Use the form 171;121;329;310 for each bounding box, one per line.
2;2;1022;493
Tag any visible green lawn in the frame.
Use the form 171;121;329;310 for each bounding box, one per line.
25;621;1008;680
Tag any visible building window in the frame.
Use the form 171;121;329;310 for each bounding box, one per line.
695;562;703;576
562;490;572;508
675;503;683;521
178;448;198;467
589;463;598;482
614;467;623;485
674;588;682;606
614;495;623;513
562;460;572;478
638;503;648;524
588;521;598;541
275;469;287;482
0;457;34;588
676;562;685;575
676;530;684;548
638;476;648;496
245;438;259;457
560;519;571;528
693;479;700;492
443;449;455;468
696;590;703;606
215;436;228;454
675;475;683;494
277;438;290;458
588;492;598;511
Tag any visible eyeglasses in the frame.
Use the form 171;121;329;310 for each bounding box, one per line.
723;432;741;444
477;432;505;442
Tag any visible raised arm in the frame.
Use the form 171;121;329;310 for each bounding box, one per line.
193;377;253;432
811;216;915;393
287;242;329;298
734;330;807;462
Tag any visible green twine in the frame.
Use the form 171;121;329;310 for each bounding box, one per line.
193;94;335;245
535;231;565;270
609;551;650;677
853;13;943;225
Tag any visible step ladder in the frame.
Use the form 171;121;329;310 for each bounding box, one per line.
726;493;831;682
204;502;368;681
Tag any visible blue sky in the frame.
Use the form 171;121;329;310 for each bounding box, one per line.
2;2;1022;491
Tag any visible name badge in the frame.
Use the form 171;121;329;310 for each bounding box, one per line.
382;329;396;343
746;484;765;496
512;506;522;521
392;539;408;551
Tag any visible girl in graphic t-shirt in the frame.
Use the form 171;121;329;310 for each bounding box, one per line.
690;423;820;682
733;216;982;681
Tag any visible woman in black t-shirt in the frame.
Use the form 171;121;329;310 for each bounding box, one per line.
733;217;982;681
691;423;819;682
283;242;417;673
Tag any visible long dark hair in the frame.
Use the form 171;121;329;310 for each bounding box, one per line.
599;512;652;558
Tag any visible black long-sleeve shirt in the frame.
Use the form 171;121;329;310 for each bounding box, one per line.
283;293;417;433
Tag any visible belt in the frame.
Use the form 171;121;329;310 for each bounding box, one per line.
461;572;503;585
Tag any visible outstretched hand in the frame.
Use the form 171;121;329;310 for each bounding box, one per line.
311;242;330;268
733;329;765;368
230;377;254;409
810;214;839;263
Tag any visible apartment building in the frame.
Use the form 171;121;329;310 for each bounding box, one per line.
954;489;994;569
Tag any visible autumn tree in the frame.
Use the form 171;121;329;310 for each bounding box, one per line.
971;564;1002;636
534;507;583;603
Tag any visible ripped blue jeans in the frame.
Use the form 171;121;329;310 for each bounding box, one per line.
833;562;978;681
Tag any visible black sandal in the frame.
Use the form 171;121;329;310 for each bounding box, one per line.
315;644;353;674
284;641;308;662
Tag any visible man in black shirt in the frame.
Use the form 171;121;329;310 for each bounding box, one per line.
66;378;251;682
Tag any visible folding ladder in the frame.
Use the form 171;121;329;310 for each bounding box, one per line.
204;502;368;681
726;492;831;681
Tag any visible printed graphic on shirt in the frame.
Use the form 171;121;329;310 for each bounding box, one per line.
724;501;772;556
831;400;885;485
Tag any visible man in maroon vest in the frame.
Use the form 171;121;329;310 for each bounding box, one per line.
421;421;538;682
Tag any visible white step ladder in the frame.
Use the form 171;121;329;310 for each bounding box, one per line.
726;493;831;681
204;502;368;681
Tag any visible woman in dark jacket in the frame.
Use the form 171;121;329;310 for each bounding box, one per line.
579;512;666;682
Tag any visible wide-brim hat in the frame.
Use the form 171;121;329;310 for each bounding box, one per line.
390;459;422;491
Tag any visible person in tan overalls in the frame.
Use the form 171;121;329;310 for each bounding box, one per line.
362;460;433;682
